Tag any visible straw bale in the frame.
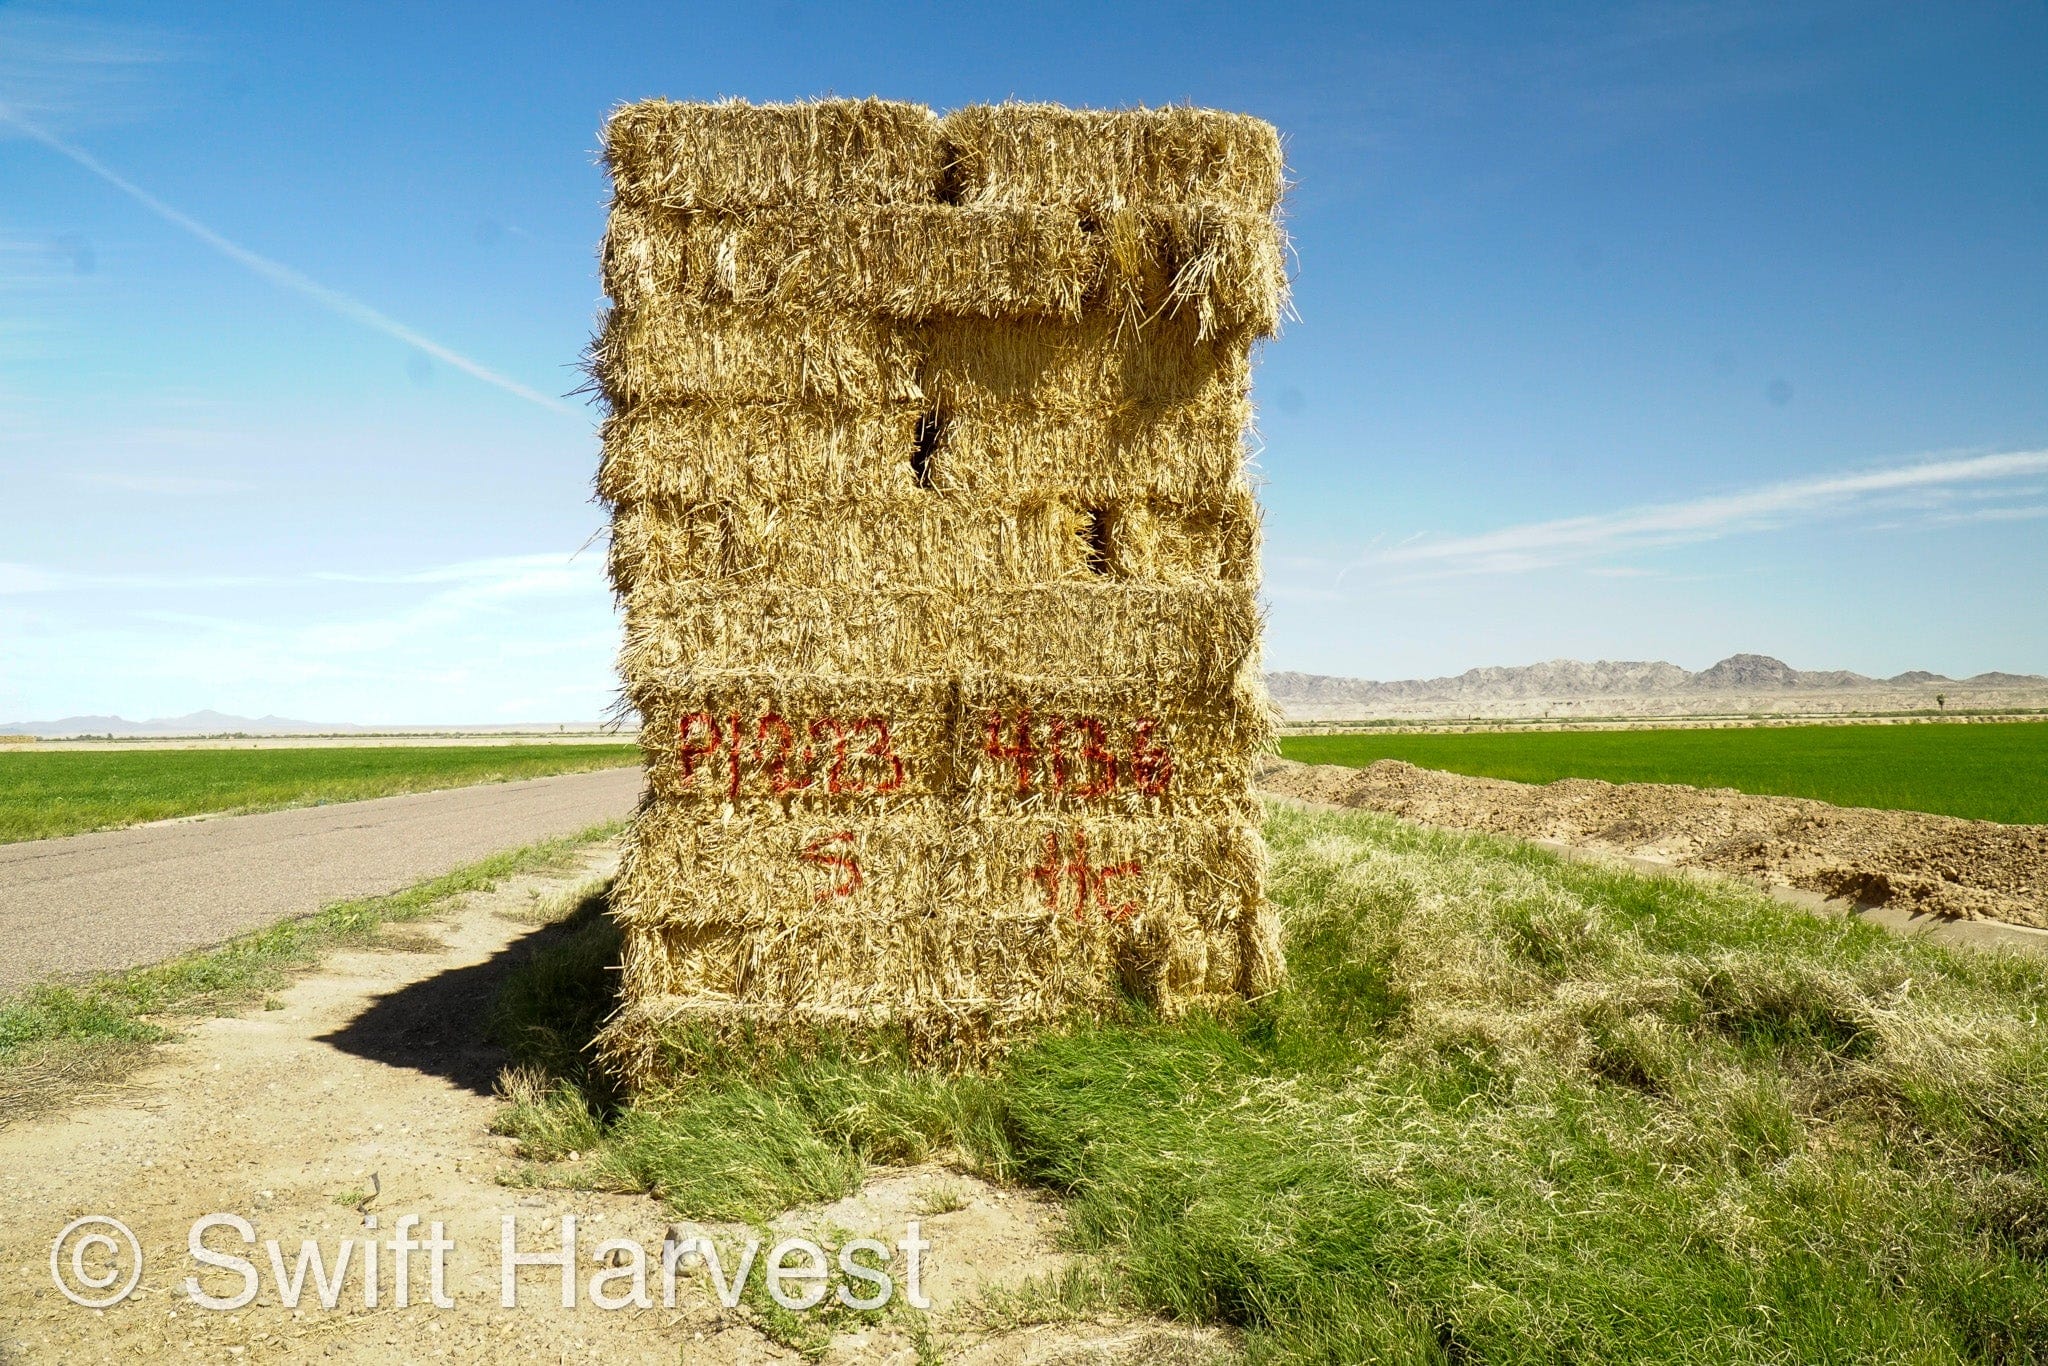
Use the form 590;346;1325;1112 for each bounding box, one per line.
595;398;1252;508
626;668;1270;818
632;674;954;809
914;312;1252;415
591;97;1287;1076
602;201;1284;334
952;673;1271;816
604;486;1257;595
593;305;1251;414
591;304;922;410
939;104;1285;214
604;98;943;211
598;808;1271;1076
617;582;1262;693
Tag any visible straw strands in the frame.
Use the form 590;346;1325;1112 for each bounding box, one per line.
591;98;1288;1077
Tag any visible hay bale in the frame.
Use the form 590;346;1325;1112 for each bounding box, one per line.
591;98;1287;1079
618;583;1265;692
596;399;1251;507
938;104;1286;214
605;98;944;211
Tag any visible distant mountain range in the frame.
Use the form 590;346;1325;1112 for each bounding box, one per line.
0;711;610;739
1269;653;2048;715
9;656;2045;736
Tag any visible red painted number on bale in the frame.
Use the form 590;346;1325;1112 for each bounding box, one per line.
853;718;906;793
984;711;1169;798
1129;718;1173;796
675;712;723;782
756;713;811;794
672;709;908;799
812;716;851;792
801;830;863;902
1032;829;1141;923
983;710;1038;795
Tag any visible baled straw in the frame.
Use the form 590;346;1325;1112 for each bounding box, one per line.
604;485;1259;596
938;103;1286;214
604;98;944;211
617;581;1265;694
596;398;1253;508
603;201;1285;334
591;97;1288;1075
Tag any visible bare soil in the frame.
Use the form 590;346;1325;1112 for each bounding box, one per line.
1258;757;2048;929
0;846;1220;1364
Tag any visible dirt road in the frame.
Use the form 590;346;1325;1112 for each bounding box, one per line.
0;843;1218;1362
0;768;644;995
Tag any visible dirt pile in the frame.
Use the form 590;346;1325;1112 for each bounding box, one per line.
1257;757;2048;929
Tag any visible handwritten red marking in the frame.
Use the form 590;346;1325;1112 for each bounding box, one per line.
800;830;863;901
812;717;853;793
984;709;1038;795
675;711;723;785
1073;716;1117;798
854;717;905;794
1129;718;1172;796
1032;828;1143;923
756;713;810;794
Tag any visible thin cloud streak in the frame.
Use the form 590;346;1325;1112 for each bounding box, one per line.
1347;449;2048;581
0;103;578;416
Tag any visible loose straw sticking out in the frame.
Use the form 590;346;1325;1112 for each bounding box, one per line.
591;98;1289;1075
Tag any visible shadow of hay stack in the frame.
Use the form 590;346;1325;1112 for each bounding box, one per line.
589;98;1290;1080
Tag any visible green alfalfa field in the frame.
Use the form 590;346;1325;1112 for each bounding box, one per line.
1279;720;2048;825
0;742;640;844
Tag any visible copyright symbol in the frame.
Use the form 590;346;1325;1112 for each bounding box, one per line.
50;1216;143;1308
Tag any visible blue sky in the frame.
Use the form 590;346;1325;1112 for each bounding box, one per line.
2;1;2044;723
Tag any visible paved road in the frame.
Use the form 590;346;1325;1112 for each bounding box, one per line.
0;767;643;995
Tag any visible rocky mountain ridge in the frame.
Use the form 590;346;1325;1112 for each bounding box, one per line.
1270;653;2048;717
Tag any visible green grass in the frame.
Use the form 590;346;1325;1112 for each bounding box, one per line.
495;804;2048;1363
0;742;640;843
1279;721;2048;824
0;821;620;1124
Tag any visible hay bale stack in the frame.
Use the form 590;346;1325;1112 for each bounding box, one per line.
592;98;1288;1078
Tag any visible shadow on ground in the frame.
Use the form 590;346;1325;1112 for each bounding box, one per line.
317;913;608;1096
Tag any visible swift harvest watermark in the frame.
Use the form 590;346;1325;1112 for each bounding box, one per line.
50;1212;934;1314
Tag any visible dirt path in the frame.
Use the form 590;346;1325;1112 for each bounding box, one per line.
1259;757;2048;929
0;842;1219;1364
0;767;643;993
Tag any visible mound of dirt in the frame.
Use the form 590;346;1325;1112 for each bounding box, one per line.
1257;758;2048;929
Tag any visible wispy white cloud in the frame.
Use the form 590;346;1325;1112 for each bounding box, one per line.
0;104;579;416
1932;503;2048;526
0;10;188;128
0;549;618;721
1330;449;2048;584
